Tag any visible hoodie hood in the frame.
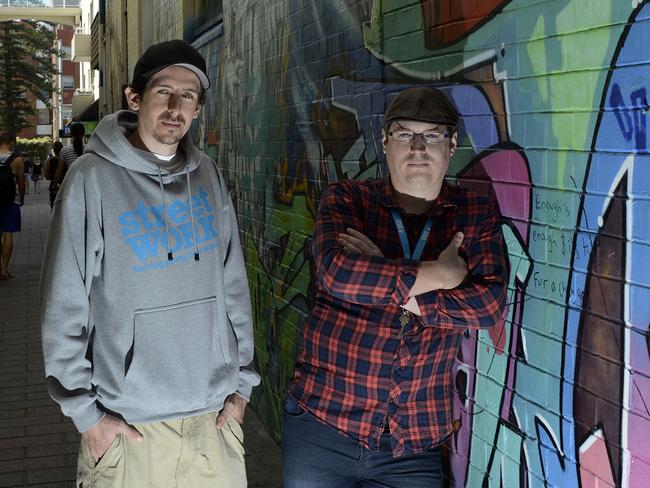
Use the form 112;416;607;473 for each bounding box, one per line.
85;110;211;261
85;110;203;184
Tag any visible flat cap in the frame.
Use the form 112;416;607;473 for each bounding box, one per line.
384;86;459;128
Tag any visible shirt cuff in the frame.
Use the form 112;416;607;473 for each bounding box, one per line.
391;259;420;305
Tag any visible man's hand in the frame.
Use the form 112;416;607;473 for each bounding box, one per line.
434;232;467;289
81;414;143;463
338;228;384;257
216;393;247;429
409;232;468;296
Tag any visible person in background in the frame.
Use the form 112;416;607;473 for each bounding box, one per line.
282;87;510;487
31;157;43;194
23;155;31;195
54;121;85;187
41;39;259;488
0;132;25;280
45;140;63;209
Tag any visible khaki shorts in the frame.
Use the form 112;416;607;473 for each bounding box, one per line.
76;411;246;488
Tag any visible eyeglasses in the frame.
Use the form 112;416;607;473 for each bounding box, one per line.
387;128;452;145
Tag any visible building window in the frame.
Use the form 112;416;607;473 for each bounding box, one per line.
194;0;223;35
61;105;72;122
63;75;75;90
38;108;51;125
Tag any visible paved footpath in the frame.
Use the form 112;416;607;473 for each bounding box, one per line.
0;189;282;487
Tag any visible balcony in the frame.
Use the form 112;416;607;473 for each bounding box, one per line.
37;125;53;136
71;90;94;118
0;1;81;24
71;30;91;63
0;1;80;6
90;13;100;69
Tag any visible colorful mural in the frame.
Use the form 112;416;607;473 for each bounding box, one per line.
198;0;650;486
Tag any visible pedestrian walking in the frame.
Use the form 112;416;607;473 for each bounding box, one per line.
41;39;259;487
0;132;25;280
23;156;31;194
54;121;85;187
46;140;63;208
31;158;43;193
282;87;510;487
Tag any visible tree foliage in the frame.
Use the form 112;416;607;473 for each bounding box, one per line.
17;136;52;164
0;20;58;133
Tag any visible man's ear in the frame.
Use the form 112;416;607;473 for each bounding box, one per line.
192;104;202;120
124;86;141;112
381;128;388;153
449;131;458;156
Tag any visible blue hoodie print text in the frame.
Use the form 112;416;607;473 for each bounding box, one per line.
118;186;219;272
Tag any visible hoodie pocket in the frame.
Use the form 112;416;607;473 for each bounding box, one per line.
124;297;225;414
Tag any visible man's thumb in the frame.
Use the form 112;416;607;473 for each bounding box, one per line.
123;425;143;442
452;232;464;248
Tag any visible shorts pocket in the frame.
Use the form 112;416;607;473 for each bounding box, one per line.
91;434;122;473
77;434;123;487
226;416;245;446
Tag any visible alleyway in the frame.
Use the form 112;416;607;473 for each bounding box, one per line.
0;190;283;487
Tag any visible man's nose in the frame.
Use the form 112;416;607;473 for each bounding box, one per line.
167;94;181;113
410;133;427;151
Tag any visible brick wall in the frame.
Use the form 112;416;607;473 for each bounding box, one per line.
194;1;650;486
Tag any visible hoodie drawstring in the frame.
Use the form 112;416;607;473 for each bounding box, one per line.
186;166;200;261
156;165;201;262
157;166;174;261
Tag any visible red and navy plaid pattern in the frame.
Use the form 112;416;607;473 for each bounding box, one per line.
289;176;509;457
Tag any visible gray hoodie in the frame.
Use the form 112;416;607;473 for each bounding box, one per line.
41;111;260;432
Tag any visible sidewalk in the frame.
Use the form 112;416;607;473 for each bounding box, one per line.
0;189;283;487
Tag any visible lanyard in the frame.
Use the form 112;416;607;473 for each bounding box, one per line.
390;209;433;260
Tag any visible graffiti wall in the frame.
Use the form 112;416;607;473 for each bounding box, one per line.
196;0;650;486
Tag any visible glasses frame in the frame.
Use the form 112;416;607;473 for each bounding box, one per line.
386;124;455;145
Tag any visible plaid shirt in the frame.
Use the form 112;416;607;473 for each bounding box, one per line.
289;176;509;457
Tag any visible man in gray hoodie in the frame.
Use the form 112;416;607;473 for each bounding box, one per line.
41;39;259;487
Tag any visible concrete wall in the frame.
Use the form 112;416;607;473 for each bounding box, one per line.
102;0;128;113
125;0;141;87
148;0;183;46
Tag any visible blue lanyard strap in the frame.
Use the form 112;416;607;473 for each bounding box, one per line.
390;209;433;261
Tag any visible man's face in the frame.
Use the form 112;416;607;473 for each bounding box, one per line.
125;65;202;155
382;119;457;197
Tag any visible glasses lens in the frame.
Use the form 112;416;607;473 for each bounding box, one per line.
391;130;414;142
422;131;445;144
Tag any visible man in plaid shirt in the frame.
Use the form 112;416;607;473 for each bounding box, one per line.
282;87;509;487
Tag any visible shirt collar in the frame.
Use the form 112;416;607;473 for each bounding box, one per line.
379;175;458;216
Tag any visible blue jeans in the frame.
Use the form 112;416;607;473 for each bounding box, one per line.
282;396;443;488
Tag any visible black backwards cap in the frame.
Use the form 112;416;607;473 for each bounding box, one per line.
384;87;459;129
131;39;210;91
